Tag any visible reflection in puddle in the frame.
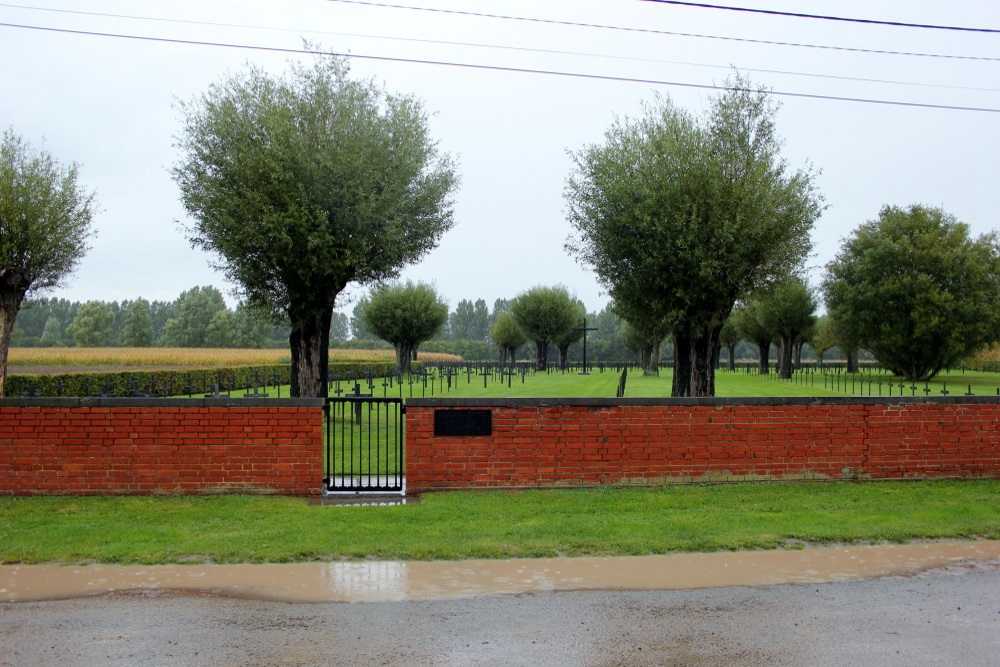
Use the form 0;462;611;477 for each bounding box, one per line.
2;541;998;604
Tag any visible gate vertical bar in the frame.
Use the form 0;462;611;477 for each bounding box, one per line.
324;396;404;494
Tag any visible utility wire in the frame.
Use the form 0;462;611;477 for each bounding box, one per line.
641;1;1000;34
2;20;997;114
324;0;1000;62
1;2;994;92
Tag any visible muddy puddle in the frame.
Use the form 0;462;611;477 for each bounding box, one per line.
2;541;998;604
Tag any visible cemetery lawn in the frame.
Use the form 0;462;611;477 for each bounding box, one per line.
296;369;1000;400
1;481;998;564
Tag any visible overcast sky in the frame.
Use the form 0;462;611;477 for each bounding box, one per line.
2;0;997;318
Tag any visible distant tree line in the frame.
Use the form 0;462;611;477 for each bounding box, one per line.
11;286;305;349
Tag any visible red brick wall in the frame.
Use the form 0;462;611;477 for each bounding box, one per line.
405;398;1000;492
0;399;325;496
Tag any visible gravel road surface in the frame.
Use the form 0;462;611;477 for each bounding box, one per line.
2;560;998;666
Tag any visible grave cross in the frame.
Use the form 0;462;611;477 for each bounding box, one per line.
574;317;598;375
243;372;269;398
347;382;372;424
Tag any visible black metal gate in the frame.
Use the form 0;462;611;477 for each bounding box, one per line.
324;395;405;494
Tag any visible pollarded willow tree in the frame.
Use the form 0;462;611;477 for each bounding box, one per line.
360;281;448;374
614;298;671;376
756;277;816;379
823;204;1000;381
733;299;773;376
509;285;581;371
172;53;457;398
490;311;526;365
554;298;587;370
0;129;97;396
565;76;823;396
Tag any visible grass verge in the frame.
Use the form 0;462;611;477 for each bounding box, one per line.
1;481;997;564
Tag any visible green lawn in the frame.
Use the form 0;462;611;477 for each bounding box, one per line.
1;481;997;564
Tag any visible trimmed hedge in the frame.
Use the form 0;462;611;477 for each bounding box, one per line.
5;361;409;398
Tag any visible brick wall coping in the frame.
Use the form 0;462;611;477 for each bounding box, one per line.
407;396;1000;408
0;397;325;408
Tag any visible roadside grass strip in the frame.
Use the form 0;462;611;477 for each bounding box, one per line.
1;481;997;564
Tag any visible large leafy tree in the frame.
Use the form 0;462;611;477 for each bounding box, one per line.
66;301;114;347
159;286;228;348
449;298;490;342
360;281;448;374
509;285;580;371
565;76;822;396
119;298;155;347
756;277;817;379
0;129;96;394
173;53;457;397
823;204;1000;381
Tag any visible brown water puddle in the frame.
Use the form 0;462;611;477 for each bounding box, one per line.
2;541;998;604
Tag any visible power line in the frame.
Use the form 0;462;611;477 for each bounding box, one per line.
2;21;996;114
324;0;1000;62
641;1;1000;34
2;2;995;93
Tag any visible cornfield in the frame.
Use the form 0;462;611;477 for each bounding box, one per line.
8;347;461;368
967;344;1000;371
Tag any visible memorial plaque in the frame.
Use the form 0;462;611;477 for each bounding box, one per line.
434;409;492;437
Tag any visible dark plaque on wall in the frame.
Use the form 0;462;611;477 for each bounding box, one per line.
434;409;493;437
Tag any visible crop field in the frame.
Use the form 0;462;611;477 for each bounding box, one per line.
7;347;460;369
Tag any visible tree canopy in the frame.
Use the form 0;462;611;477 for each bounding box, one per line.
0;129;96;395
172;53;457;397
823;204;1000;381
360;281;448;374
565;76;822;396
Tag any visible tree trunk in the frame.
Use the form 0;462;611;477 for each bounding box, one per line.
0;269;31;398
395;341;414;375
688;325;721;397
412;346;418;362
498;345;507;365
506;345;518;365
757;340;770;375
846;349;859;373
726;343;737;371
778;334;794;379
288;304;332;399
648;339;660;376
793;339;804;369
672;332;691;397
535;340;549;371
558;343;570;370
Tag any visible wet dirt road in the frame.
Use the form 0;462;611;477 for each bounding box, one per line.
2;544;998;666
